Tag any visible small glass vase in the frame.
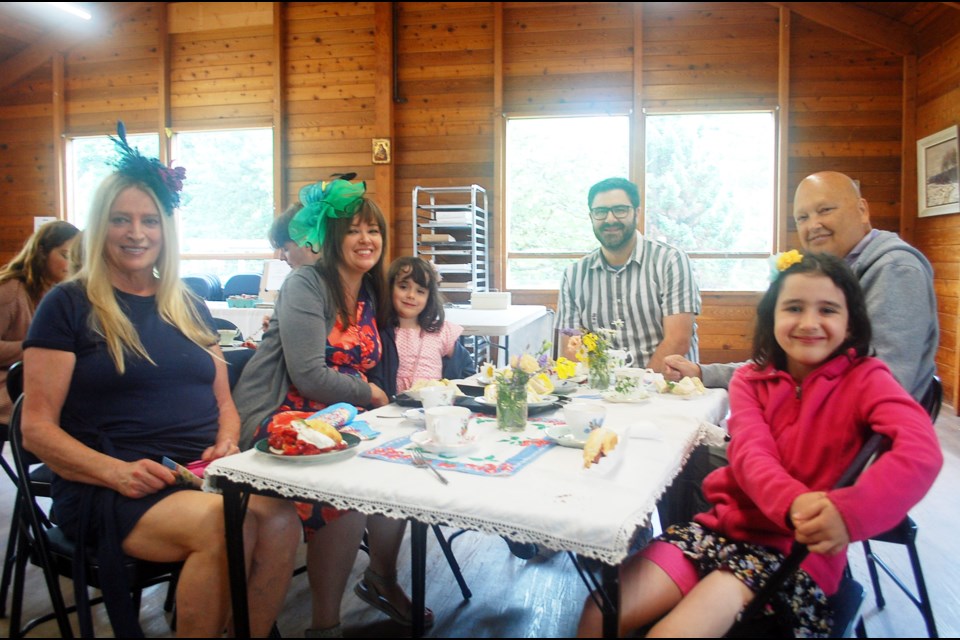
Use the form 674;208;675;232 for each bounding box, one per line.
496;383;529;432
587;356;611;390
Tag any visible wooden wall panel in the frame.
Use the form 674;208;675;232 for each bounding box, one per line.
284;2;377;210
0;63;55;256
64;4;160;134
395;2;495;259
788;15;903;236
915;22;960;407
170;24;275;128
642;3;779;108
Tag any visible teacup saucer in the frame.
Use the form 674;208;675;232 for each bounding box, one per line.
410;430;478;455
402;408;425;425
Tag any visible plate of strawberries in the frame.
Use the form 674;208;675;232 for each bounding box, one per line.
255;411;361;462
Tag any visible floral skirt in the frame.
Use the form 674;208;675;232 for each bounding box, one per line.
255;385;350;541
658;523;832;638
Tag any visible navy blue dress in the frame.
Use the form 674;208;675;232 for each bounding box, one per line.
24;280;221;636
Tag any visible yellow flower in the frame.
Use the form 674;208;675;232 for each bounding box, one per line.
517;353;540;375
582;333;598;352
554;357;578;379
776;250;803;272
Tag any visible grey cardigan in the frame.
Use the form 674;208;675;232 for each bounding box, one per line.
234;265;375;449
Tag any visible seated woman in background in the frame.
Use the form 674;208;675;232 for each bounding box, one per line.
270;202;322;269
0;219;79;422
21;135;300;638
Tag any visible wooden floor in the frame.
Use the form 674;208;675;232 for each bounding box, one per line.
2;407;959;638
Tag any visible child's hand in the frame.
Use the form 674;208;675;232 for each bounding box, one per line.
790;492;850;556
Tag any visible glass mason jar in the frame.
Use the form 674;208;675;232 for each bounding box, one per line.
496;381;528;432
587;355;611;390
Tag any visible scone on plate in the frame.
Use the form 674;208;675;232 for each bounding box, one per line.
583;427;619;468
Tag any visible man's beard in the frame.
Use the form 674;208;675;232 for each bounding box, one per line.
595;221;634;251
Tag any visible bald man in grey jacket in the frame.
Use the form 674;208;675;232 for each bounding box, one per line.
658;171;939;527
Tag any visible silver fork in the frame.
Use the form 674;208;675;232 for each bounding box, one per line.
410;448;449;485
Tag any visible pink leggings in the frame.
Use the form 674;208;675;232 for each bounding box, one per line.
639;540;701;595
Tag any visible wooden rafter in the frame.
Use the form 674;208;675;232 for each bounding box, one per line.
0;2;150;92
767;2;916;55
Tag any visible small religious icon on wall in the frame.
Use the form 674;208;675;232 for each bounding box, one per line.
372;138;391;164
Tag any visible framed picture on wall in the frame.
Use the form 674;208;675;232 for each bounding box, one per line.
917;125;960;217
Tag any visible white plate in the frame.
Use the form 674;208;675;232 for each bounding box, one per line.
474;395;559;409
253;434;360;463
403;408;425;425
545;425;588;449
475;374;494;385
410;429;478;455
551;379;580;395
601;390;651;404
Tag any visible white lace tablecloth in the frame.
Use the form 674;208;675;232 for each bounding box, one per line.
205;388;729;566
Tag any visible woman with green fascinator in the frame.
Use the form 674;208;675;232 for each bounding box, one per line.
234;176;433;637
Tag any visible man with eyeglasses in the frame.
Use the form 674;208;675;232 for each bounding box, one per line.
555;177;701;372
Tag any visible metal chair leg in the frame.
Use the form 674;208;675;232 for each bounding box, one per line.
862;540;886;609
431;525;471;600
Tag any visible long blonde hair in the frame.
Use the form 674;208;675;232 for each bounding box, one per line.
0;220;79;309
77;173;216;373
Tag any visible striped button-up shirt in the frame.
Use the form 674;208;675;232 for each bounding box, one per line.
555;232;701;367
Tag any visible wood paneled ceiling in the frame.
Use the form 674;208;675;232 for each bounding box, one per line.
0;1;957;93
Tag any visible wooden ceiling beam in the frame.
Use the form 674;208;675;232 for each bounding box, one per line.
0;2;150;92
767;2;916;56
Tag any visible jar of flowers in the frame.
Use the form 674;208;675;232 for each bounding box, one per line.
492;342;551;432
569;324;620;390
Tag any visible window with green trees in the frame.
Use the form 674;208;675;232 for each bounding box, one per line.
66;128;274;283
644;111;775;291
504;111;775;292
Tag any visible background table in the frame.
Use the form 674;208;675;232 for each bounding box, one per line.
445;305;551;365
205;301;272;341
206;385;729;637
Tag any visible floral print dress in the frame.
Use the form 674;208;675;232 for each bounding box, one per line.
256;288;382;537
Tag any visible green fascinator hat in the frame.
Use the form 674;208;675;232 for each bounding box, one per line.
289;174;366;250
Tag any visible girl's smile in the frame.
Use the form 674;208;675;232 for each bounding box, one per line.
393;277;429;327
774;272;850;382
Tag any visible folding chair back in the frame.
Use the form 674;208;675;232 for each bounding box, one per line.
7;395;179;638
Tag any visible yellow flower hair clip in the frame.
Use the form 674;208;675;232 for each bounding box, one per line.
768;250;804;281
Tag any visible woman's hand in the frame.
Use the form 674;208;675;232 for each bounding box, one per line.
662;355;701;383
790;491;850;555
368;382;389;407
202;438;241;461
112;459;175;499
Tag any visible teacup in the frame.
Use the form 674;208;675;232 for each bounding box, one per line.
563;402;607;439
612;367;647;397
420;385;455;409
218;328;238;346
425;406;472;446
607;349;634;369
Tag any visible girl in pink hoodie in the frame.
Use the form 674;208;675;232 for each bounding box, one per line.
578;252;943;638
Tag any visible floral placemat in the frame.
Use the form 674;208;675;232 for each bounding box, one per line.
360;416;564;477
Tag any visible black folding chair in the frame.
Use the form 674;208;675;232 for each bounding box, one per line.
0;360;49;619
7;395;180;638
857;375;941;638
726;432;887;638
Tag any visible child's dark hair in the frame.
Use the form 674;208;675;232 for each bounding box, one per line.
752;252;871;371
386;256;445;332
